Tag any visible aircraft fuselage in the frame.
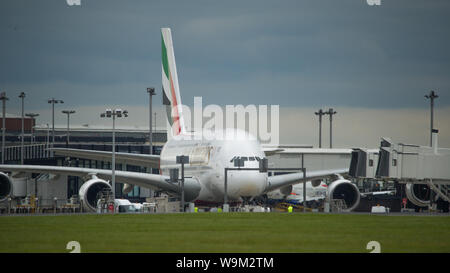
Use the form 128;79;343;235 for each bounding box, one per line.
159;130;268;203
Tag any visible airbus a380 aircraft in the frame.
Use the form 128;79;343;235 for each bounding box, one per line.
0;28;352;211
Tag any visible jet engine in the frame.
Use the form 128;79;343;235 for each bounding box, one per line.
181;177;202;202
265;185;293;200
279;185;293;196
122;183;134;195
327;179;360;211
78;178;112;212
311;179;321;187
405;183;430;208
0;172;12;201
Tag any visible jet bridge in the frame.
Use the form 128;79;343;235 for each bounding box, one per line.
348;148;379;179
349;131;450;207
375;132;450;185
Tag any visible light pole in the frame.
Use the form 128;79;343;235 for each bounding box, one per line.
147;87;156;156
0;92;9;164
325;108;337;148
314;109;326;148
222;159;305;213
47;98;64;147
425;91;438;147
301;153;306;212
101;109;128;200
62;110;76;147
25;113;39;144
224;158;245;211
46;124;50;157
176;155;189;212
19;92;25;164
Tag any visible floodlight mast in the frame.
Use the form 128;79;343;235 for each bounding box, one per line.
314;109;326;148
48;98;64;155
25;113;39;144
325;108;337;148
62;110;76;147
100;108;128;202
176;155;189;212
425;90;438;147
0;92;8;164
147;87;156;156
19;92;25;164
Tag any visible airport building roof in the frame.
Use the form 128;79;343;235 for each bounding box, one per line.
34;124;167;133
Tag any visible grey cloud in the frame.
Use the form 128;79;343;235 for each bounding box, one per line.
279;106;450;148
0;0;449;142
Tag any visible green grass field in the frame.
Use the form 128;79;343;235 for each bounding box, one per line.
0;213;449;253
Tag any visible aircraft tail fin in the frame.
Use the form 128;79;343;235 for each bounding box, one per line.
161;28;186;139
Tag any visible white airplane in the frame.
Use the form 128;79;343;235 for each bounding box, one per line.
0;28;351;211
266;177;362;211
267;179;398;210
267;181;328;205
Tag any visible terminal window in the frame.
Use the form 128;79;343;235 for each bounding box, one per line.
392;159;397;166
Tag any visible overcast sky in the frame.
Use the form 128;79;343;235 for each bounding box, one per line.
0;0;449;148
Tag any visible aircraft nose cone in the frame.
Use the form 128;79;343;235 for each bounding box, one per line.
228;171;267;198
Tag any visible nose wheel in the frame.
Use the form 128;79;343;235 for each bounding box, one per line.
237;196;253;212
236;196;271;212
241;196;252;205
251;194;268;206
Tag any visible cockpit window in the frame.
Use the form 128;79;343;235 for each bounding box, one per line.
230;156;262;163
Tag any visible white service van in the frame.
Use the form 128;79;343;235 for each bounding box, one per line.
96;198;142;213
114;199;140;213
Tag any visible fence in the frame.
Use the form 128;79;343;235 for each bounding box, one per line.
2;144;50;162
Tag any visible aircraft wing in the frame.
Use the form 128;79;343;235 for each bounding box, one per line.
264;168;348;192
262;148;285;156
360;191;396;196
50;148;160;168
263;147;353;157
0;164;192;194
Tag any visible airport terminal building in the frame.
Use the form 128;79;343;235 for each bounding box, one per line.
0;120;166;209
0;114;440;213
